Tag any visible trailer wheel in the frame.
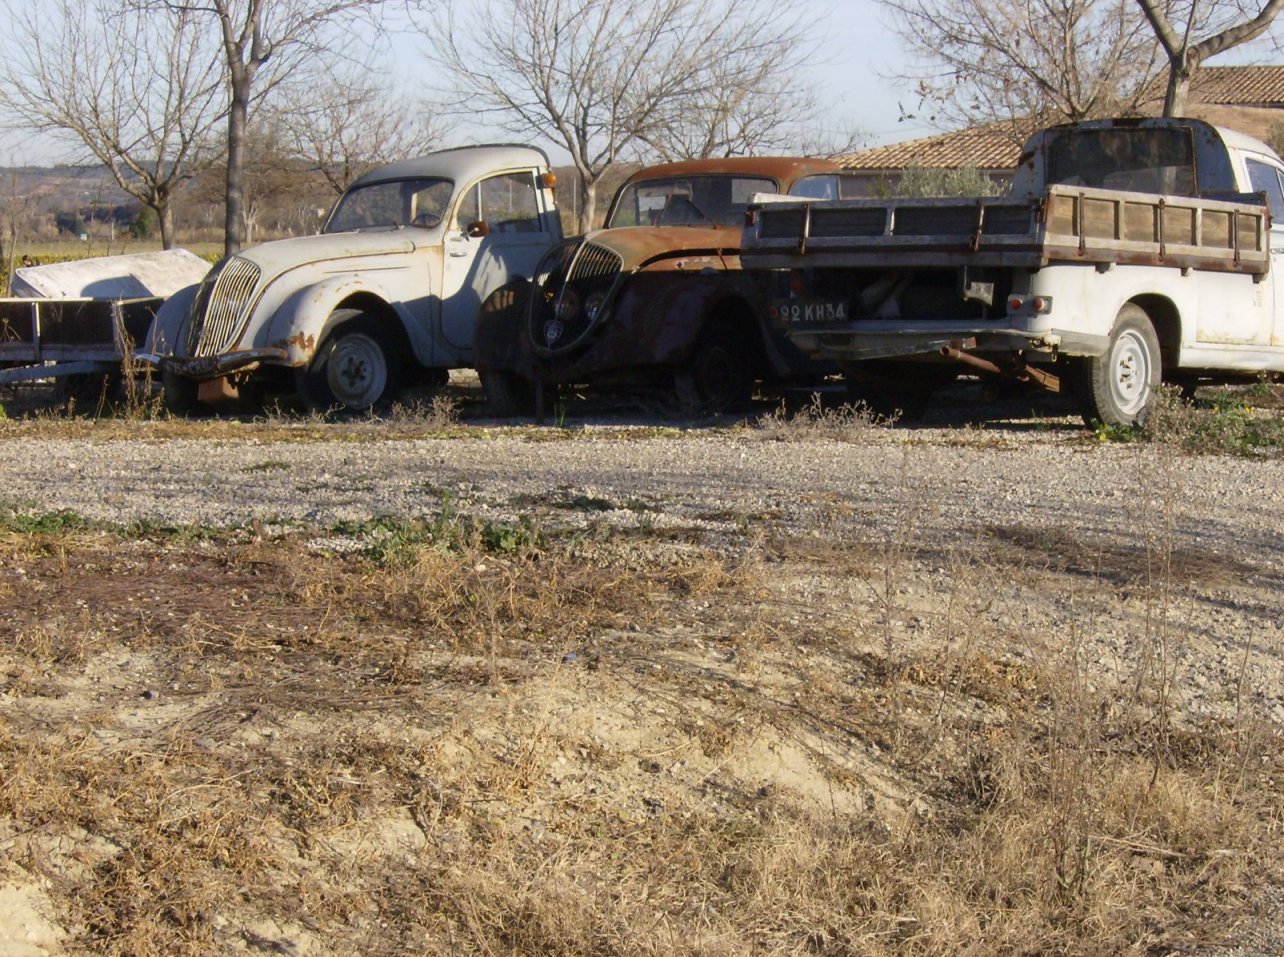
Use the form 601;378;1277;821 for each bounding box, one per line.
1074;304;1160;428
297;312;399;413
162;368;201;416
675;322;753;415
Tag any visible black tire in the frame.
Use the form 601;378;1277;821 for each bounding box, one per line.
162;368;201;416
478;368;535;417
675;322;754;415
1073;303;1161;428
296;312;400;413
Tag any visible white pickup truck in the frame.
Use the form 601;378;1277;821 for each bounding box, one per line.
741;118;1284;426
145;145;562;412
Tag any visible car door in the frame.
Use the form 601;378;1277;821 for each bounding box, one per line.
439;170;555;353
1227;156;1284;348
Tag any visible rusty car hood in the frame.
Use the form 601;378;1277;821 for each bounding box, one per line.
580;225;739;269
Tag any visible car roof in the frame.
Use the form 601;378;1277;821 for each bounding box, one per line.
620;156;844;187
346;144;552;189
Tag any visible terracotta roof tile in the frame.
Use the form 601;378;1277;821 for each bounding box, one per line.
836;125;1028;172
1190;66;1284;106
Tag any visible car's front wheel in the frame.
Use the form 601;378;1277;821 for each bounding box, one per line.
297;311;399;413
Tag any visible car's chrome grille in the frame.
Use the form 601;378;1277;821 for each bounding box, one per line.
528;241;624;355
567;242;622;282
184;257;261;356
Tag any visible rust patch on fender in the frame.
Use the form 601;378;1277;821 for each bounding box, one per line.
272;331;317;354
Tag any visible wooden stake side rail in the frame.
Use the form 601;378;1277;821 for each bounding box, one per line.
743;185;1270;275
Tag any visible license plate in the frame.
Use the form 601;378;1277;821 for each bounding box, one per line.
768;298;848;324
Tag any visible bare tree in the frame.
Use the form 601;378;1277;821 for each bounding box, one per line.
639;62;863;162
1136;0;1284;114
882;0;1164;129
145;0;404;256
0;0;225;249
432;0;827;233
271;62;450;194
1;169;40;294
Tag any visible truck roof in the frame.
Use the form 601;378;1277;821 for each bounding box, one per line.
621;156;843;187
1035;116;1273;156
346;144;552;189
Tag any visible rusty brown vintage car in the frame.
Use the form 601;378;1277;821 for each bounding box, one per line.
473;156;856;415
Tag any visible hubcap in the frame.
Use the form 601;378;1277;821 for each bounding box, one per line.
325;333;387;410
1110;328;1152;417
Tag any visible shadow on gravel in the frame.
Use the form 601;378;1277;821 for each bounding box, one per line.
463;378;1090;434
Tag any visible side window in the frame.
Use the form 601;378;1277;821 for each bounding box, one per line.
456;184;480;229
790;175;838;200
1246;158;1284;224
480;172;542;233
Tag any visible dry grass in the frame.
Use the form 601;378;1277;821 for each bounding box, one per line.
1;493;1281;956
746;393;896;441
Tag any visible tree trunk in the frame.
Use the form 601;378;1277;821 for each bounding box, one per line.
1164;70;1191;117
225;85;250;257
577;177;597;235
158;203;176;251
1162;49;1193;117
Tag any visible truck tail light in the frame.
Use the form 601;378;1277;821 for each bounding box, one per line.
790;269;806;297
1008;295;1052;314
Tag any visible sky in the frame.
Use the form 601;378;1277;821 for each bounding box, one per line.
799;0;937;148
3;0;941;167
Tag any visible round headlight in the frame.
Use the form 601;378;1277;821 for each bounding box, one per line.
584;290;608;322
554;287;581;323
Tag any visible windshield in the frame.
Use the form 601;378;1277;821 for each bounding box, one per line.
607;175;777;227
324;177;454;233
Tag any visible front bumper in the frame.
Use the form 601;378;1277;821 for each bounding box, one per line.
136;348;290;379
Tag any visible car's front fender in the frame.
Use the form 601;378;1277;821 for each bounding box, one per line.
144;283;200;355
263;276;396;367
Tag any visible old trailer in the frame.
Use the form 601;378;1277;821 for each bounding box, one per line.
0;297;161;386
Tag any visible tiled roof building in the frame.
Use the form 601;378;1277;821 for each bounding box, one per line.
836;66;1284;193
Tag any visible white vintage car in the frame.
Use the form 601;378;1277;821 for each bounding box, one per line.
145;145;562;412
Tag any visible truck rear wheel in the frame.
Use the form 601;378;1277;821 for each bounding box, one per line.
297;312;399;413
1074;303;1160;428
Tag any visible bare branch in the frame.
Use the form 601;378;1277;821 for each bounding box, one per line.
1135;0;1284;114
881;0;1164;128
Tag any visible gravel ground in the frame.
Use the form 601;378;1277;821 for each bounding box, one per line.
0;425;1280;545
1;417;1282;954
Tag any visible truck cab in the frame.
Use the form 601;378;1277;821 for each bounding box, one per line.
145;145;561;412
